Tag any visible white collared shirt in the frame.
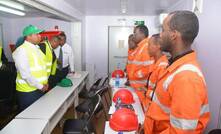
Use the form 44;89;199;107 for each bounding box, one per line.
13;41;44;89
54;43;74;72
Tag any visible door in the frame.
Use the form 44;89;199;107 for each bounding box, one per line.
108;26;134;74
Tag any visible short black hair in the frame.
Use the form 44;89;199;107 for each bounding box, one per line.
135;25;149;37
169;10;199;45
51;36;61;42
151;34;160;44
59;32;66;40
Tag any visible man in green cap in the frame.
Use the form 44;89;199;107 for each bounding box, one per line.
12;25;48;111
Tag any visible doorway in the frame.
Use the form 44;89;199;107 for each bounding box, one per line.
108;26;134;74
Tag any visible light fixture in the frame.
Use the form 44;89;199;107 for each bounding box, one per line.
0;0;25;11
120;0;128;14
0;5;25;16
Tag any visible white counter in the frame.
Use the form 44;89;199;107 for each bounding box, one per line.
8;71;88;133
0;119;48;134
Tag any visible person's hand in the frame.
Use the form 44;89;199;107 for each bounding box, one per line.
41;84;49;92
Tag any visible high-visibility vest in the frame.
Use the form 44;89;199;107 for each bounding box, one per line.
128;38;154;89
126;49;136;76
44;41;57;76
144;52;210;134
143;55;168;110
0;46;2;67
16;42;48;92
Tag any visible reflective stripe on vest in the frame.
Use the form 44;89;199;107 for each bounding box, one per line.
170;104;209;130
152;91;210;116
16;76;48;84
170;115;198;130
129;79;147;85
163;64;205;91
16;43;47;92
152;62;209;114
158;62;168;67
148;80;156;89
152;93;171;113
127;60;154;66
137;70;144;78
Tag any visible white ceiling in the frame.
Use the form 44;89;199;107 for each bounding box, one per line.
0;1;63;19
0;0;182;19
64;0;181;16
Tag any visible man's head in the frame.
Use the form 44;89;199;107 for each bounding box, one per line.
160;10;199;52
133;25;149;44
128;34;137;50
23;25;44;44
58;32;66;46
148;34;161;57
49;36;61;49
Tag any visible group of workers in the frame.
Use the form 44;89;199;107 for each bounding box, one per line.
125;10;210;133
0;10;210;133
1;25;75;112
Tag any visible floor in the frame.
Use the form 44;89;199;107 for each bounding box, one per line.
0;89;112;134
51;90;111;134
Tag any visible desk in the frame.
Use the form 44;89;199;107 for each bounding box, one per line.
105;86;144;134
15;71;88;133
0;119;48;134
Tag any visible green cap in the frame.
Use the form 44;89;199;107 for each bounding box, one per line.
23;25;44;36
57;78;73;87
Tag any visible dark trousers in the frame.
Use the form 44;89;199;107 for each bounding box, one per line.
0;63;17;116
16;90;44;112
0;62;16;100
48;66;69;89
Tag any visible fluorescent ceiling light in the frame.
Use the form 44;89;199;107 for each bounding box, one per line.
121;8;126;14
0;5;25;16
0;0;25;11
120;0;127;14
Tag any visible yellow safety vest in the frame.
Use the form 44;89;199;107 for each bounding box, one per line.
44;41;57;76
0;46;2;66
16;42;48;92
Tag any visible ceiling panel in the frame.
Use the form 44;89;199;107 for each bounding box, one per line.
0;1;64;20
64;0;182;15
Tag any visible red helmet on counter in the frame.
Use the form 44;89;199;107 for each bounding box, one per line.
113;89;135;104
112;70;125;78
110;108;138;131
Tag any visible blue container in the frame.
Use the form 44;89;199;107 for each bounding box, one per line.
115;74;120;87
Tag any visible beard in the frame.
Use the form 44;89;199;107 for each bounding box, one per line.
160;36;172;53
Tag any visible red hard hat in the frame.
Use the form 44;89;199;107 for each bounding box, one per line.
39;31;62;40
112;70;125;78
110;108;138;131
113;89;135;104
